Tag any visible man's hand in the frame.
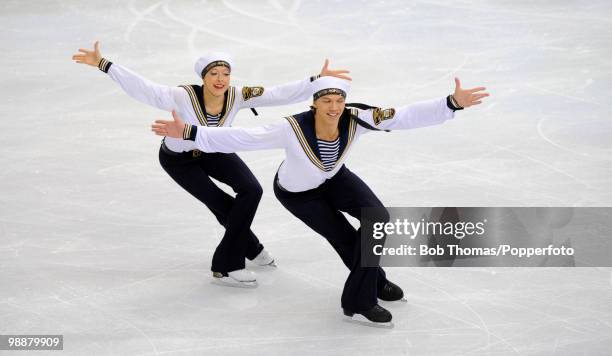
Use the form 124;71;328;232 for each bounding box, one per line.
320;59;352;81
151;110;186;138
72;41;103;67
452;78;489;108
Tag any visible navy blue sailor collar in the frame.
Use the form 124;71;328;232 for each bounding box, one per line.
285;109;357;172
179;84;237;127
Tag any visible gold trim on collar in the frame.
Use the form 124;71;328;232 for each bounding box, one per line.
285;116;357;172
286;116;327;171
179;85;207;126
217;87;235;127
179;86;236;127
336;117;356;166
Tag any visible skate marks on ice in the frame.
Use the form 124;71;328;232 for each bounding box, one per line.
3;0;612;354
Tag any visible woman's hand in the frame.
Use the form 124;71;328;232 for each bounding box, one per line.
452;78;489;108
320;59;352;81
72;41;103;67
151;110;186;138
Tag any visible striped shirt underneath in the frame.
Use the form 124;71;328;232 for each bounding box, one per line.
206;112;222;126
317;137;340;171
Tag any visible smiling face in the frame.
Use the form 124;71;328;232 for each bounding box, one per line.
313;94;346;123
202;65;231;97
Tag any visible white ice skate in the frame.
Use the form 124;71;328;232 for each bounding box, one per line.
212;269;257;288
250;249;277;267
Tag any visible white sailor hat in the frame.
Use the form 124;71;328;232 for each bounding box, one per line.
311;76;351;100
194;52;233;78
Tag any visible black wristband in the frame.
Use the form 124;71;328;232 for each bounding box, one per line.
183;124;198;141
310;74;321;82
446;95;463;111
98;58;113;73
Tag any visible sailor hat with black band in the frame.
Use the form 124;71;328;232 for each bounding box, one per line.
194;52;233;78
311;77;351;100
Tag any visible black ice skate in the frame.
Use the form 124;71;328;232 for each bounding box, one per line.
343;304;393;328
378;281;407;302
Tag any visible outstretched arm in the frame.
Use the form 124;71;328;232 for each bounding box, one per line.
356;77;489;132
152;111;288;153
238;59;352;109
72;41;183;111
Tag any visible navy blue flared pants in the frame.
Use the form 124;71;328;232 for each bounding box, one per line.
159;145;264;273
274;165;389;312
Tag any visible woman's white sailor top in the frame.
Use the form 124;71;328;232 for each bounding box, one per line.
97;59;318;153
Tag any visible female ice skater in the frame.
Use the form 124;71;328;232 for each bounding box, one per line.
151;76;488;325
72;41;351;287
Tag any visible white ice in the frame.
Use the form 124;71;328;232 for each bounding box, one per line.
1;0;611;355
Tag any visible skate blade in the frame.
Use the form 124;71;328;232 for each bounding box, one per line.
212;276;258;289
264;260;278;268
343;315;394;329
380;297;408;303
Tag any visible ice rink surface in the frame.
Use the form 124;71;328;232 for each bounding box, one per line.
1;0;612;355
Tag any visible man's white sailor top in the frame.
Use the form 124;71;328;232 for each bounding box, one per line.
182;97;456;192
